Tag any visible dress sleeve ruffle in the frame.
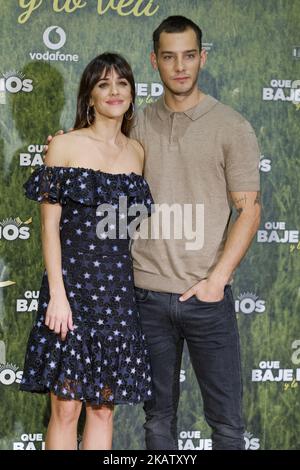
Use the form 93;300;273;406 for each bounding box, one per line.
128;177;155;217
23;165;66;204
23;165;154;213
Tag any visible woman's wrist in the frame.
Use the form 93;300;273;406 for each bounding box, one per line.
49;282;66;297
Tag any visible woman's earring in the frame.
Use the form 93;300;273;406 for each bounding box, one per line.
86;105;92;126
125;102;135;121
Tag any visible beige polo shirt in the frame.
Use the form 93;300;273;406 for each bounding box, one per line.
130;95;260;294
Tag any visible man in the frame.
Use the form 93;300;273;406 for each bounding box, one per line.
46;15;260;450
130;16;261;450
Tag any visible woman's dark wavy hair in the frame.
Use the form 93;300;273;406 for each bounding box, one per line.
74;52;135;136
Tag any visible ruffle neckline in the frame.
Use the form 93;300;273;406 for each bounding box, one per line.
43;164;144;179
23;164;154;208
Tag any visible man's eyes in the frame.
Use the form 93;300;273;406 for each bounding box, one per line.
162;54;196;60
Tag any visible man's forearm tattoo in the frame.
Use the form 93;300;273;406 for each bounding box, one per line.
236;207;243;217
234;194;247;218
254;191;261;205
234;194;247;206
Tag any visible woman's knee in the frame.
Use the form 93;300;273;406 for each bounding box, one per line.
51;395;82;425
86;404;114;422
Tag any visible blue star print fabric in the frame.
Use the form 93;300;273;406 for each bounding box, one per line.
20;165;154;405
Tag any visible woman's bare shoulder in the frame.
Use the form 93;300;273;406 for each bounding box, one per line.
124;138;144;174
128;137;144;160
44;133;76;166
45;131;88;166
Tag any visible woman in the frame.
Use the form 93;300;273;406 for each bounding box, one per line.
20;53;153;450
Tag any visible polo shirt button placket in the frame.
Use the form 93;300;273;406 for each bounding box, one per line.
169;113;178;147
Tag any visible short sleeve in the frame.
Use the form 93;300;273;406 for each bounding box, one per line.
225;120;260;192
23;165;65;204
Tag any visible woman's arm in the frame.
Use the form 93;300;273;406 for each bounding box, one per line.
41;136;73;341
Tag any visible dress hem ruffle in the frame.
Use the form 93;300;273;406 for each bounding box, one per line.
20;383;152;405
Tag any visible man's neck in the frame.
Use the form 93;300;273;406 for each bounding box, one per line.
164;88;205;113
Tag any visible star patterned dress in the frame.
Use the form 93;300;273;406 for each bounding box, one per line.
20;164;154;405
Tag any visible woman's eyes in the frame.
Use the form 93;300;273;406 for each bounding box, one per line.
98;81;128;88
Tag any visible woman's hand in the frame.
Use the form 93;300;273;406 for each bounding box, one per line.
45;291;74;341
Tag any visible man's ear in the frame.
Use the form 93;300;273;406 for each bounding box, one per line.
150;51;158;71
200;48;207;69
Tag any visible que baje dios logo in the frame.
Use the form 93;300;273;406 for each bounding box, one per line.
18;0;160;24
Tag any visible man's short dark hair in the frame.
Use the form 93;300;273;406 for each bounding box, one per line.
153;16;202;55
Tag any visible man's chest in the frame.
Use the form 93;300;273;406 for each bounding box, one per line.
141;118;226;197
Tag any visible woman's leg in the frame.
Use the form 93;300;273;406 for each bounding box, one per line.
45;393;82;450
81;404;114;450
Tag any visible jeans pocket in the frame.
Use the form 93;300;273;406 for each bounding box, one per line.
192;295;225;306
134;287;150;302
191;284;231;306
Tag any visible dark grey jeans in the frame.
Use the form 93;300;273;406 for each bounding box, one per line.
135;285;245;450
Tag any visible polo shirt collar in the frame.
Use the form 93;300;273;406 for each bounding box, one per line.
156;94;218;121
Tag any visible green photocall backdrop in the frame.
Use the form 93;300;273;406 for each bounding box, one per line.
0;0;299;450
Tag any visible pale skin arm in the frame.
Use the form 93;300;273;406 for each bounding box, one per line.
179;191;261;302
42;138;73;340
44;129;72;153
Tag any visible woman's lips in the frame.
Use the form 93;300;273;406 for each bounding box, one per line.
106;100;124;105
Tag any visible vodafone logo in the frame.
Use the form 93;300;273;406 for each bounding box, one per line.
30;26;78;62
43;26;66;50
